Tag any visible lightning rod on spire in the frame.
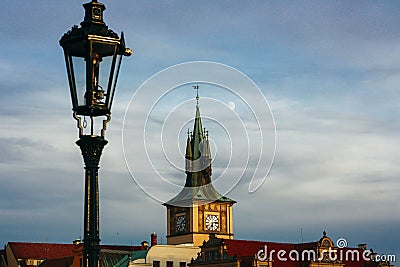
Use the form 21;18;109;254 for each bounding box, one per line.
192;84;199;106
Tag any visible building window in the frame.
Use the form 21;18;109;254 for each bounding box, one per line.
167;261;173;267
180;262;186;267
153;261;160;267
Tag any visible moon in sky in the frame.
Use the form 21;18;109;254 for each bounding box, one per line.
227;101;235;110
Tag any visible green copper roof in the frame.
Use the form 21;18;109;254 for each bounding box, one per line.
113;250;149;267
130;249;149;261
165;91;236;207
165;183;236;207
101;252;129;267
113;255;129;267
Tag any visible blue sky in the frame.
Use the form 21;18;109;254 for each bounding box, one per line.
1;0;399;259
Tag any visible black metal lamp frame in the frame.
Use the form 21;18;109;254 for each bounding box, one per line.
60;1;131;266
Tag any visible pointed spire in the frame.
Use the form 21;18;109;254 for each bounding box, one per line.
200;128;206;156
185;129;192;158
203;130;212;179
192;95;203;161
183;85;213;186
204;130;211;158
193;84;199;107
185;129;192;173
164;84;236;206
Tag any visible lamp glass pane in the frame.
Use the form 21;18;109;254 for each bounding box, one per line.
72;56;86;106
107;54;122;110
98;55;112;105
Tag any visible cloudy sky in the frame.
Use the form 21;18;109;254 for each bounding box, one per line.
1;0;399;259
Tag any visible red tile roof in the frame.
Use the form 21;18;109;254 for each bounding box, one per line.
224;239;317;258
8;242;75;259
100;245;144;252
8;242;145;261
339;247;378;267
224;239;316;267
223;239;380;267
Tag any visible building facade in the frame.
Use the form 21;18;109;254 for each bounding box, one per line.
128;244;200;267
2;241;145;267
189;233;394;267
4;242;75;267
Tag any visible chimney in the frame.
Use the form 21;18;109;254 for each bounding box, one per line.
73;238;83;246
151;232;157;246
141;241;149;249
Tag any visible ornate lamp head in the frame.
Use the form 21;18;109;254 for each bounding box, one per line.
60;0;132;136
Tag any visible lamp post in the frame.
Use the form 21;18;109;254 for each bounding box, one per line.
59;1;131;266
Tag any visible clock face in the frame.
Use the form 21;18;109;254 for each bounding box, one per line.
205;215;219;231
176;215;186;232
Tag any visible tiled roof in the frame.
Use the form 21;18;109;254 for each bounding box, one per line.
99;246;146;267
340;247;378;267
164;184;236;207
113;255;130;267
8;242;75;259
8;242;145;262
223;239;382;267
100;245;144;252
130;249;148;261
224;238;307;266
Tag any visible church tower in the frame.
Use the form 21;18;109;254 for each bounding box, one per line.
164;88;236;246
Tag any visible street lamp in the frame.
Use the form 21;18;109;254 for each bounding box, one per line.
59;1;131;266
